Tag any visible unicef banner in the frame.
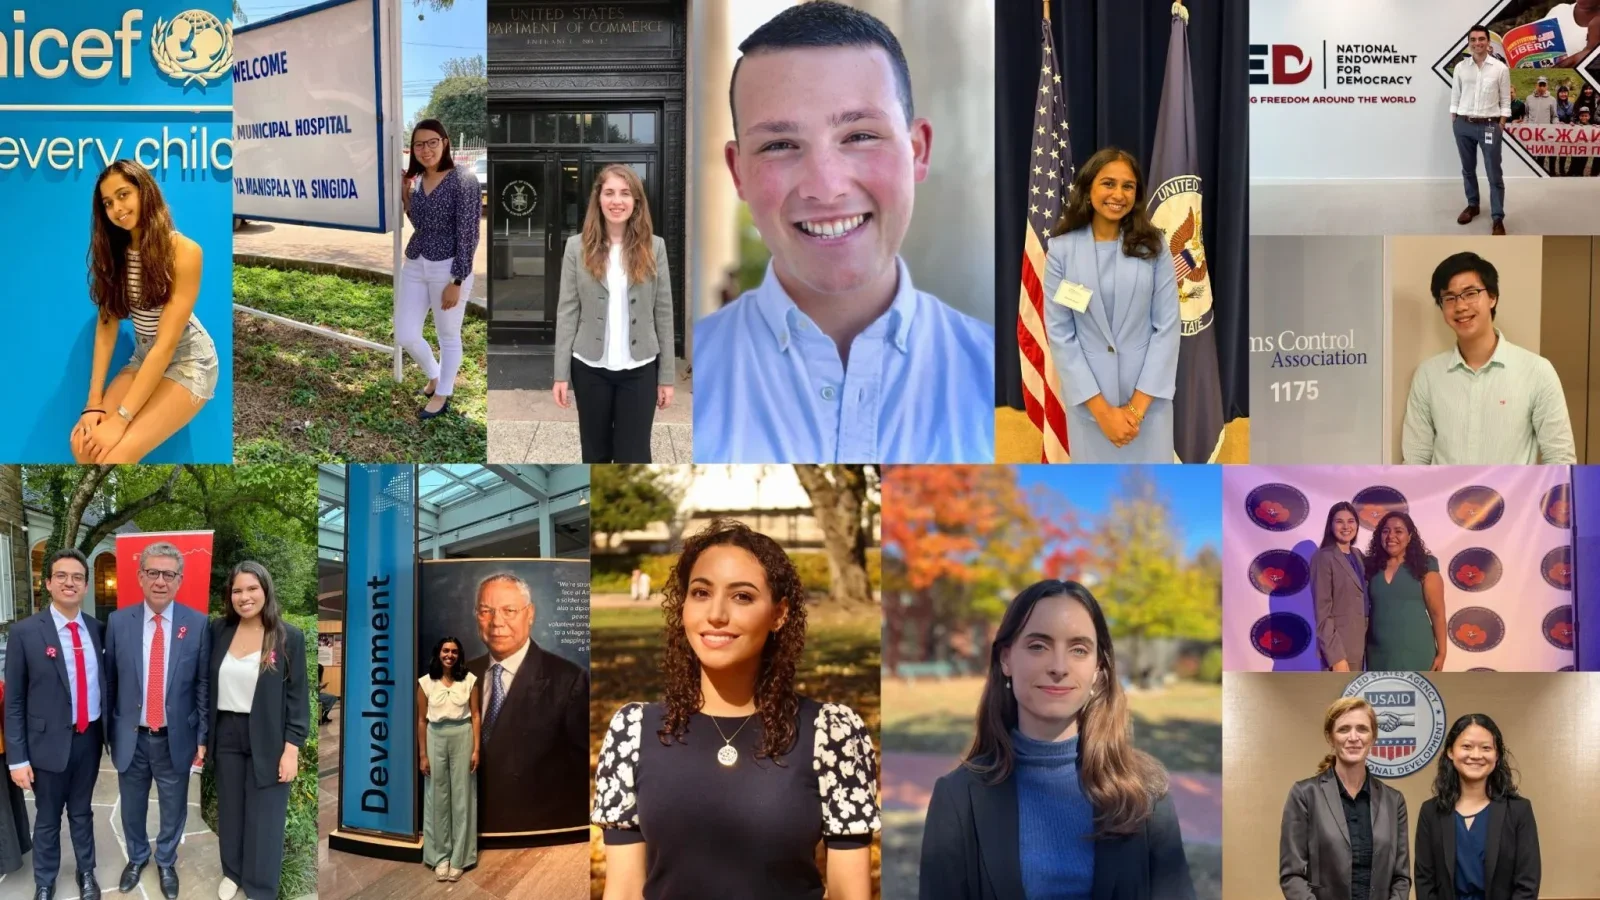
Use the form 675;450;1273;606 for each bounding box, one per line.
1224;465;1575;672
232;0;394;231
340;463;418;839
0;0;233;462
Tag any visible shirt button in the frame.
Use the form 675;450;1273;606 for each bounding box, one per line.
821;385;837;401
1107;345;1116;353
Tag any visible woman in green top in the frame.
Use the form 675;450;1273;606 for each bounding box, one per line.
1364;511;1448;671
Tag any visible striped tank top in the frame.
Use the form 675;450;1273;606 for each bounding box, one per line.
126;248;162;340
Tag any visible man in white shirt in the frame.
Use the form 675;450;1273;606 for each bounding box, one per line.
1450;25;1512;234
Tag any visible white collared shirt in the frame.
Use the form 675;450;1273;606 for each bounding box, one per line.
140;602;177;728
574;243;654;372
481;639;531;721
49;604;101;723
1451;53;1512;119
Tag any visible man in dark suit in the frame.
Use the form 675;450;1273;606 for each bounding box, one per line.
4;548;106;900
465;573;588;835
104;542;211;898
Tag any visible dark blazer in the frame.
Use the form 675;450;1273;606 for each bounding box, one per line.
918;763;1195;900
3;607;107;773
1280;770;1411;900
466;641;589;834
553;233;675;385
204;619;309;788
1309;545;1368;670
104;601;211;772
1414;795;1539;900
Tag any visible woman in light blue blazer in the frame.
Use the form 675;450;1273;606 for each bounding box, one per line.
1043;147;1180;463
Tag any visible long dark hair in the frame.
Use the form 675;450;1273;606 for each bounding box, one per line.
1320;502;1361;550
1432;713;1519;810
963;580;1167;836
407;118;455;177
89;159;175;322
226;561;285;673
428;636;467;682
658;519;808;763
1363;511;1433;582
1051;147;1163;260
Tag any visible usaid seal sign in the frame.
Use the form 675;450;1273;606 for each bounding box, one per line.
1342;671;1446;778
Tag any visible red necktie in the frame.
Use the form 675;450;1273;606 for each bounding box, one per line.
66;622;88;733
147;614;165;730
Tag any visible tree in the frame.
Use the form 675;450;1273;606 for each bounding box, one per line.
416;57;487;145
793;465;875;606
590;465;680;550
440;55;484;79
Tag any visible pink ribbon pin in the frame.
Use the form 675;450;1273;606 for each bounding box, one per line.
46;647;57;658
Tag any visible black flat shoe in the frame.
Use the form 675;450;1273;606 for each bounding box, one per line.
77;871;101;900
119;861;146;893
157;866;179;900
419;396;451;420
422;385;436;398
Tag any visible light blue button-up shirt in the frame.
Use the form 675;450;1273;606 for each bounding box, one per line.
50;604;102;725
693;259;994;463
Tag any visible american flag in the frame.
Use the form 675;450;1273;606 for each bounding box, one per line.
1015;17;1072;462
1372;738;1416;761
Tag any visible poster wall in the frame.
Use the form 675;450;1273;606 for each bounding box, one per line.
0;0;234;462
1223;465;1575;672
417;558;590;839
1575;465;1600;669
114;530;214;613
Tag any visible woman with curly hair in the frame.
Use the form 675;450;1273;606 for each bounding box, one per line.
919;580;1194;900
592;519;879;900
1414;713;1540;900
1364;511;1447;671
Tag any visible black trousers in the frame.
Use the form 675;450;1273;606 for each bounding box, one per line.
570;357;658;463
31;719;102;887
214;712;291;900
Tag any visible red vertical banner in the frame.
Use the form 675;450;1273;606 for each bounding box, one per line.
115;531;215;614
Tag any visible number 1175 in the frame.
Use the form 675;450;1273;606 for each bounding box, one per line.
1270;380;1319;402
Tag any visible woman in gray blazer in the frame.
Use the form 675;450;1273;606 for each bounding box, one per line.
1281;696;1411;900
551;164;674;462
1310;502;1368;671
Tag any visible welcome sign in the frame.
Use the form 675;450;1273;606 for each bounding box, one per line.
0;0;234;462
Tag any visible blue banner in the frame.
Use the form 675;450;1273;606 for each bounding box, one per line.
1;1;233;462
341;464;416;837
1574;467;1599;671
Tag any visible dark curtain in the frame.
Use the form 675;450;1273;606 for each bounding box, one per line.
996;0;1250;424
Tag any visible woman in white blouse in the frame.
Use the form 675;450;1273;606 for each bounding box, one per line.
551;164;675;463
414;636;481;881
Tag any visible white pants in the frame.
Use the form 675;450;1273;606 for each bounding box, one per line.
396;256;472;397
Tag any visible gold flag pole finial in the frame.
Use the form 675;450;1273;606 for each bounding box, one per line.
1043;1;1050;23
1172;0;1189;23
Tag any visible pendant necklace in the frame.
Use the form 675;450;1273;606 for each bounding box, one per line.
709;712;755;767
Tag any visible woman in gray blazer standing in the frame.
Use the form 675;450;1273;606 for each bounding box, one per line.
1310;502;1368;672
551;164;674;462
1281;696;1411;900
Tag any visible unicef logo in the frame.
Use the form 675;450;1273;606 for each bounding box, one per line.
502;180;538;217
1543;606;1574;651
1447;486;1504;531
1353;486;1408;531
1447;548;1502;593
1248;549;1309;597
1249;612;1312;660
1449;607;1505;653
1245;483;1308;532
1343;671;1446;778
1542;484;1572;529
151;10;233;87
1542;546;1573;589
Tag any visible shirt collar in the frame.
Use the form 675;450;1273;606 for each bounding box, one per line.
1339;771;1372;802
1448;328;1511;373
490;638;532;677
143;601;173;625
753;257;919;354
49;604;83;631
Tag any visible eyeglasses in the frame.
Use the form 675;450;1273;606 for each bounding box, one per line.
143;568;180;582
50;572;86;585
412;138;442;151
475;606;525;623
1440;287;1488;306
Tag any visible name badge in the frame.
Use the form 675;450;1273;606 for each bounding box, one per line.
1051;280;1092;312
1484;128;1495;146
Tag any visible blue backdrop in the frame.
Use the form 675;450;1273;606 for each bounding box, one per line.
1;1;233;462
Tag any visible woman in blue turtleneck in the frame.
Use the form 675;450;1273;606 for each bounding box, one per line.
918;580;1195;900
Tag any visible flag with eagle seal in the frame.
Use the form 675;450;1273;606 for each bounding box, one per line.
1149;2;1224;464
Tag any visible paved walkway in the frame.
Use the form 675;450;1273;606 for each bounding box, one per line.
233;218;488;307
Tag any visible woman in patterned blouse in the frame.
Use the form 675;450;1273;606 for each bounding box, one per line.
399;119;481;420
592;519;879;900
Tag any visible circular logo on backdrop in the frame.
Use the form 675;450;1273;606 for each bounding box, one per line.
1447;486;1505;531
1353;486;1409;531
1342;671;1446;778
1542;546;1573;589
1449;607;1506;652
1249;550;1310;596
1250;613;1313;660
502;180;539;217
1447;548;1503;592
1149;176;1215;337
1542;484;1572;528
1245;483;1309;531
1468;667;1497;672
1543;606;1575;650
151;11;233;87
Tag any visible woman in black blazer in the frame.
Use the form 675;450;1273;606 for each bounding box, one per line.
1414;714;1540;900
919;580;1194;900
205;561;310;900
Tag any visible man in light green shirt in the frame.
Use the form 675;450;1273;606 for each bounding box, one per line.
1402;252;1575;464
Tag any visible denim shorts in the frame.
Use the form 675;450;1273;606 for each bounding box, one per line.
120;317;219;401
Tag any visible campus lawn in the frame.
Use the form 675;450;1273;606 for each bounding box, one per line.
232;266;487;463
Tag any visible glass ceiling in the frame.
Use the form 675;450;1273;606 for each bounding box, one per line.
318;464;574;541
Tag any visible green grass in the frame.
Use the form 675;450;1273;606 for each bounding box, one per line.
232;266;487;463
881;677;1222;774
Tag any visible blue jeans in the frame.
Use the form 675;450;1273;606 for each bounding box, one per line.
1454;116;1505;220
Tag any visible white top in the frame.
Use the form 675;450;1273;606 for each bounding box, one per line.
1450;54;1511;119
574;243;654;371
480;639;530;720
217;651;261;714
140;603;176;728
419;672;477;722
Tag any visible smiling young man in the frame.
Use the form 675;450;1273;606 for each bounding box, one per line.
1450;25;1511;234
693;1;994;463
1402;252;1575;464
